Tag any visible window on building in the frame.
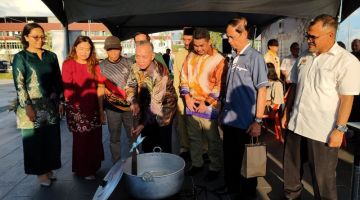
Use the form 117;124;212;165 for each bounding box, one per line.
82;31;90;36
158;41;166;47
1;41;22;49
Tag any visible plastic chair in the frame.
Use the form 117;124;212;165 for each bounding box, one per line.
342;134;347;147
263;104;283;142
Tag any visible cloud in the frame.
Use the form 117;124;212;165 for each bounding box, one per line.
0;0;54;17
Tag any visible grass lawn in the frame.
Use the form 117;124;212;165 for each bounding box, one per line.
0;72;13;79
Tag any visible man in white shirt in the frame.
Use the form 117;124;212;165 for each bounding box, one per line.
280;42;299;83
281;14;360;200
351;39;360;60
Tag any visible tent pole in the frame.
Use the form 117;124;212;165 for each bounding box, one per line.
338;0;343;22
336;0;343;39
61;0;70;54
253;25;257;47
65;23;70;54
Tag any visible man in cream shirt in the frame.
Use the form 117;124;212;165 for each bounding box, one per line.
173;27;194;160
282;14;360;200
264;39;280;78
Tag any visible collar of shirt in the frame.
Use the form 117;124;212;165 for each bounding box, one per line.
192;47;215;57
139;61;156;74
267;50;278;57
290;54;298;60
312;42;339;57
232;43;251;62
326;42;341;56
178;47;189;53
107;57;123;64
207;47;215;56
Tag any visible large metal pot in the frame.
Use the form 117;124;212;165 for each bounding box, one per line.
123;151;185;199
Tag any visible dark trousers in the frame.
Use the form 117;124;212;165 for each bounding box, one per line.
105;109;133;162
22;124;61;175
284;131;339;200
141;122;172;153
222;125;257;196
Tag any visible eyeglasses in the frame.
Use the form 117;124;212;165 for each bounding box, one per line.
304;32;329;40
28;35;46;41
135;40;147;45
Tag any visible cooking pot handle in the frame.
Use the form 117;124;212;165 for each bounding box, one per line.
142;171;154;182
153;146;162;153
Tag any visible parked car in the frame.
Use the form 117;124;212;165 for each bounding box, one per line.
0;60;10;73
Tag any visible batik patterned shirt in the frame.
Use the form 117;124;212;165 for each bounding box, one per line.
180;48;226;119
126;60;177;126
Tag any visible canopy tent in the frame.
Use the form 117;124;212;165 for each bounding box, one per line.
41;0;360;40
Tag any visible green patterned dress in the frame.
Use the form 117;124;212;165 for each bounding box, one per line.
12;49;63;175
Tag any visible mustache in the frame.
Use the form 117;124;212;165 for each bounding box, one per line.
308;42;315;46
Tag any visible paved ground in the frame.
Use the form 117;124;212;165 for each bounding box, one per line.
0;80;15;112
0;81;354;200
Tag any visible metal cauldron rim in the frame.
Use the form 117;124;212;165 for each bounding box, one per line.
123;152;185;178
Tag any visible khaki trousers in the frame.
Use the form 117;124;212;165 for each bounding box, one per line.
186;115;222;171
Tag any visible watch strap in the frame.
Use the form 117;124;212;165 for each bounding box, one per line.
336;124;348;133
255;117;263;125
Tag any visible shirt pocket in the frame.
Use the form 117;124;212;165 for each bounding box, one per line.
315;68;336;90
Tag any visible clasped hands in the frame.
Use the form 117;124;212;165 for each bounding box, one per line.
185;95;207;113
26;103;65;122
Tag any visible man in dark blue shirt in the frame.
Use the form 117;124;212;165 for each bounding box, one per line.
220;17;268;200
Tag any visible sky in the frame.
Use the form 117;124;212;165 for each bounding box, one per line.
1;0;359;49
337;8;360;49
0;0;53;17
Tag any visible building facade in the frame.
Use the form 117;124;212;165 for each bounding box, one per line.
0;17;181;69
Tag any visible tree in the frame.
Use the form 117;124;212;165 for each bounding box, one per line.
210;31;223;52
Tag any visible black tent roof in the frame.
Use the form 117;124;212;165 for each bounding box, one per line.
41;0;360;40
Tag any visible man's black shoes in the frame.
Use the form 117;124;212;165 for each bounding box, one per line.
186;166;203;176
202;153;210;164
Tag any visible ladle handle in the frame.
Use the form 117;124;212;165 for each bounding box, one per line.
131;118;138;175
131;151;137;175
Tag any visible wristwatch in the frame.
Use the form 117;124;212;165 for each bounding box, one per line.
254;117;263;125
336;124;348;133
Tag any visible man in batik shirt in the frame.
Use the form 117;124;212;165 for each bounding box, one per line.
126;41;177;153
180;27;226;181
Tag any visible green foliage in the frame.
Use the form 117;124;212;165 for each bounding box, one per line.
43;32;53;51
0;72;13;80
210;31;223;52
172;44;184;53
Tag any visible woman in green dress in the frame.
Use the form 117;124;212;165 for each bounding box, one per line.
12;23;64;187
